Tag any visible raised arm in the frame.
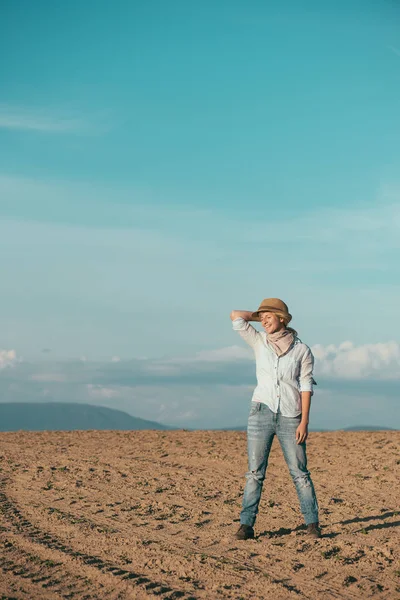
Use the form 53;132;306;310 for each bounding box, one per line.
230;310;254;321
230;310;260;348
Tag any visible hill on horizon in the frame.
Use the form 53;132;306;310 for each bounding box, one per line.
222;424;396;432
0;402;171;432
0;402;396;433
342;425;397;431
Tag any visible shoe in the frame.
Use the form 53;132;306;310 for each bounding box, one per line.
306;522;321;538
235;524;255;540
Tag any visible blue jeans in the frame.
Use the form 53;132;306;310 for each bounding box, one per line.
240;402;319;527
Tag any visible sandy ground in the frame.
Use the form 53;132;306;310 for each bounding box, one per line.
0;430;399;600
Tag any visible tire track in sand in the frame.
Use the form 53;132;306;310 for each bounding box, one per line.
0;536;102;600
0;478;197;600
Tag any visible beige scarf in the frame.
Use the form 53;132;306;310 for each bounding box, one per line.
267;329;295;356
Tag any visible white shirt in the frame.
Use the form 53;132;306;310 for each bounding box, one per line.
232;317;315;417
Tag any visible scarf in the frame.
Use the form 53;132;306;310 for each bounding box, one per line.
267;329;295;356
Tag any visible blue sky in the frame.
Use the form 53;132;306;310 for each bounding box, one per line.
1;0;399;428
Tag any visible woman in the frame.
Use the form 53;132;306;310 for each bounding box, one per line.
230;298;320;540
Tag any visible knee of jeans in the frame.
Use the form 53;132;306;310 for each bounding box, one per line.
292;471;312;488
246;468;265;484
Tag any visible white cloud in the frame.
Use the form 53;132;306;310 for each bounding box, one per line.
3;338;400;385
188;345;252;362
0;105;108;135
166;341;400;381
31;373;67;382
159;345;252;366
139;340;400;382
243;199;400;255
173;409;198;422
0;105;86;133
86;384;119;399
0;349;18;369
143;363;181;375
312;341;400;380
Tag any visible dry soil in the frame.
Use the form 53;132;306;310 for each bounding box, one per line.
0;430;399;599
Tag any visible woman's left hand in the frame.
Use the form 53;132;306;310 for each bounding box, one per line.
296;422;308;445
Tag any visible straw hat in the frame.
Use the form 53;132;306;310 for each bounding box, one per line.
251;298;292;322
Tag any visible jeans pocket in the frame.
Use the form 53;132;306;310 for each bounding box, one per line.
249;402;259;417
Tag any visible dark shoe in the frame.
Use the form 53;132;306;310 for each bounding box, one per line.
306;522;321;538
235;524;255;540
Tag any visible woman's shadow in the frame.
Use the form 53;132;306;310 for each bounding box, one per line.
258;511;399;539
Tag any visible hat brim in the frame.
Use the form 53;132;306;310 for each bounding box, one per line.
252;308;292;323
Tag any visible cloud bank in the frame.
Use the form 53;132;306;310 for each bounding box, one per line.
313;341;400;380
0;341;399;429
1;341;399;385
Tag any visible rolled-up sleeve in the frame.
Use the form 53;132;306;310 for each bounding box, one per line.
232;317;259;348
299;347;315;394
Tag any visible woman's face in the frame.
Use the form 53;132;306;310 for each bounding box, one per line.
259;311;285;334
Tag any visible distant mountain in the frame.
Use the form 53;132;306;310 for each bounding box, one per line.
222;426;330;432
222;425;395;432
222;426;247;431
0;403;395;433
341;425;396;431
0;402;171;432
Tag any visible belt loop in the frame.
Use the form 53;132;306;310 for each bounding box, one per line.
257;402;261;411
